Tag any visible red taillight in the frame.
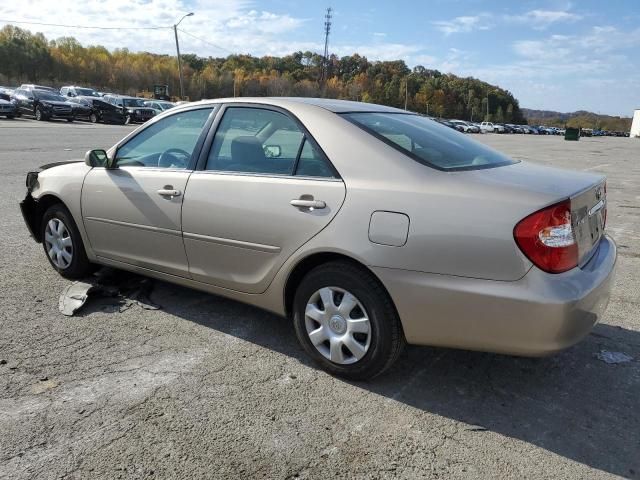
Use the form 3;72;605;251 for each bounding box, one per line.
514;199;578;274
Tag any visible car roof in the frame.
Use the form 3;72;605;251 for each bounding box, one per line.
185;97;407;114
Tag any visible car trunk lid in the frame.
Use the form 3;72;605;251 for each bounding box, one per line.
571;181;607;266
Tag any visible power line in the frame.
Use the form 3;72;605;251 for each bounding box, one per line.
0;19;170;30
177;28;233;54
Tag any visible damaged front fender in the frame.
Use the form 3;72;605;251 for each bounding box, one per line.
20;193;41;242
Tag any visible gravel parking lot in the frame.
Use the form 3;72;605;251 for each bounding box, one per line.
1;118;639;479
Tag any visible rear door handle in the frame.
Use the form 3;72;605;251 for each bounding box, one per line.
157;189;181;197
290;199;326;210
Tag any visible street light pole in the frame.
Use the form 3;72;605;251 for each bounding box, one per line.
174;12;194;100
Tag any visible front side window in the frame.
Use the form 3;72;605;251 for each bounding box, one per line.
343;113;516;171
115;108;213;169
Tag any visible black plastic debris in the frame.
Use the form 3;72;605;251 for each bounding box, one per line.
59;268;160;316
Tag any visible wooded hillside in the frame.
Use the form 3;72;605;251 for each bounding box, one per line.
0;24;526;122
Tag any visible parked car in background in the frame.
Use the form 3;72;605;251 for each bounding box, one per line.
581;128;593;137
144;100;176;114
505;124;525;134
61;86;126;124
0;97;16;118
450;120;480;133
13;88;75;121
480;121;505;133
103;95;155;124
434;118;458;130
20;98;616;380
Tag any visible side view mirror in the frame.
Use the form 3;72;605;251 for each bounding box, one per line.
85;149;109;168
67;92;74;97
263;145;282;158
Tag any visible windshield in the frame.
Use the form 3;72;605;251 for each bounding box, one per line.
76;88;100;97
342;112;517;171
35;91;66;102
123;98;146;107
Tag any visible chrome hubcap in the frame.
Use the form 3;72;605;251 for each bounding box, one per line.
305;287;372;365
44;218;73;269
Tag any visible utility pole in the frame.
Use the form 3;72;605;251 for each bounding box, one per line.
174;12;194;100
321;7;332;84
404;79;408;110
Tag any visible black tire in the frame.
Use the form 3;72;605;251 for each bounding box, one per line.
89;113;98;123
67;117;74;123
35;106;45;121
124;115;131;125
292;261;406;380
41;204;93;279
6;115;14;119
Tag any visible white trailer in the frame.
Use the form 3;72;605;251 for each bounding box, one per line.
631;109;640;138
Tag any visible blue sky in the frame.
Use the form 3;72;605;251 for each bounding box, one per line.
1;0;638;115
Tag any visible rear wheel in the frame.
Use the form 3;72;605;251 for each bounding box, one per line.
41;204;93;279
292;261;405;380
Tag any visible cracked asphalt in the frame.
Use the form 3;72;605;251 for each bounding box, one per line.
1;117;639;479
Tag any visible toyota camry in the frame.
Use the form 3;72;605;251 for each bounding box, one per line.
20;98;617;379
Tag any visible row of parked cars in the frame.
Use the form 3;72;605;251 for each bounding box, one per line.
436;119;566;135
0;85;176;124
436;118;631;137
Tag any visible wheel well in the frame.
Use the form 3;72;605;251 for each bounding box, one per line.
30;194;64;242
283;252;395;319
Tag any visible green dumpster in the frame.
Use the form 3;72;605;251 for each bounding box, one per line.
565;127;580;141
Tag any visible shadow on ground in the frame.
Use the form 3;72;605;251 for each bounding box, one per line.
79;271;640;479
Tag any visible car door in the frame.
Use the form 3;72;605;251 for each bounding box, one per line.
15;89;32;115
181;104;346;294
81;107;215;277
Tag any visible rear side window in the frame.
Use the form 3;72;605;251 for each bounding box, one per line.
206;107;302;175
343;113;517;171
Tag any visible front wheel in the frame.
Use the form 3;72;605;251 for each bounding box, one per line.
41;204;93;279
292;261;405;380
67;117;74;123
89;113;98;123
35;106;45;121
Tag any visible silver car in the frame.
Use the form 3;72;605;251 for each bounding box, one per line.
20;98;616;379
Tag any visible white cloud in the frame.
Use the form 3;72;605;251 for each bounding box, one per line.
0;0;437;64
504;9;582;30
432;15;491;35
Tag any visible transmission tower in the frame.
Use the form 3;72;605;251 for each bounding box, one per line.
321;7;332;83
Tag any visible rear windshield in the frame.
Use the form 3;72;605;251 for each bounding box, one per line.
342;112;517;171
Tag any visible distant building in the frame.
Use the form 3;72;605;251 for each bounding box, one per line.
632;109;640;138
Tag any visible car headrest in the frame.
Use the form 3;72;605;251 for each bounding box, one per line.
230;136;265;164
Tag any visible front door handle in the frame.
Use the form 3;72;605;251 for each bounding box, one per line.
290;198;326;210
157;188;182;197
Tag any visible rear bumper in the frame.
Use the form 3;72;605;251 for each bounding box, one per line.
373;235;617;356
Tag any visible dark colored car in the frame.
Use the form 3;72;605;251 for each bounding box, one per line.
103;95;155;124
60;86;126;124
13;88;75;121
435;118;458;130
